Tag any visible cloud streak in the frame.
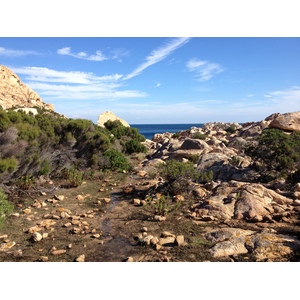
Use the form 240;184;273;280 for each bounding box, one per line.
0;46;39;57
186;58;224;81
123;37;191;80
57;47;108;61
11;66;147;101
12;66;122;84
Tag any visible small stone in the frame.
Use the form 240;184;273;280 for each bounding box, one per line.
132;199;141;206
23;208;31;214
125;256;134;262
67;244;72;249
11;213;20;217
54;195;65;201
76;195;85;201
51;249;67;255
161;231;175;238
42;233;49;239
75;254;85;262
71;220;81;225
0;235;8;239
92;234;101;239
0;241;16;252
154;215;166;222
33;232;43;242
175;235;185;246
158;237;176;246
28;226;43;234
71;227;81;234
39;256;48;262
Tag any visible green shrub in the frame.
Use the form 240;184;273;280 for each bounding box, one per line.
124;139;147;154
198;170;214;183
245;128;300;179
15;175;36;190
158;159;198;195
172;132;180;139
0;157;17;173
67;167;84;187
0;188;13;227
188;154;200;164
225;125;237;134
104;148;131;171
39;159;51;175
192;133;208;140
145;194;181;216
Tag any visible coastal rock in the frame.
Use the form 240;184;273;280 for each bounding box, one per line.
268;111;300;131
0;65;54;111
97;111;130;128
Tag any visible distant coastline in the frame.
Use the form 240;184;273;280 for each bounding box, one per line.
131;123;204;140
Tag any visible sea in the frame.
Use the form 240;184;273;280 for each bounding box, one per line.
130;123;204;140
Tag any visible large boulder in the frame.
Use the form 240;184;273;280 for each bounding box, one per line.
97;111;130;128
268;111;300;131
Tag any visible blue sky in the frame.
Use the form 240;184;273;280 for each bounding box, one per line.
1;37;299;124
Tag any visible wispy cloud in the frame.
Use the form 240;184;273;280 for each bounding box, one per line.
57;47;108;61
0;46;39;57
123;37;191;80
11;66;147;101
12;67;122;84
186;58;224;81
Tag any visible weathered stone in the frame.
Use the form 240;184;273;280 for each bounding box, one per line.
175;235;185;246
51;249;67;255
154;215;166;222
0;65;54;111
159;237;175;246
32;232;43;242
97;111;130;128
0;241;16;252
143;235;154;245
269;111;300;131
125;256;134;262
75;254;85;262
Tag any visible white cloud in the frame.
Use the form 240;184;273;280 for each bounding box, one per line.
0;46;38;57
186;58;224;81
123;37;191;80
12;66;122;84
263;86;300;111
12;66;147;101
57;47;107;61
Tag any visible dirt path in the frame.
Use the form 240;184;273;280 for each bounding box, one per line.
0;173;168;262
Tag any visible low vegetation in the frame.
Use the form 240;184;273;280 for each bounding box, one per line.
0;107;147;224
245;128;300;182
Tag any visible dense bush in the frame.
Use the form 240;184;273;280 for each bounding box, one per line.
245;128;300;180
104;148;131;171
158;159;198;195
124;139;147;154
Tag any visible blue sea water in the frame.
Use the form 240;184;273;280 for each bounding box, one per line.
130;123;204;140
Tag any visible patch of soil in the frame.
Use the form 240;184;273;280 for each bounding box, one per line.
0;171;219;262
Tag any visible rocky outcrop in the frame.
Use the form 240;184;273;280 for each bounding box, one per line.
268;111;300;131
0;65;54;111
97;111;130;128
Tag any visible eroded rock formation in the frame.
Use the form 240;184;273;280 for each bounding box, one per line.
0;65;54;111
97;110;130;128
